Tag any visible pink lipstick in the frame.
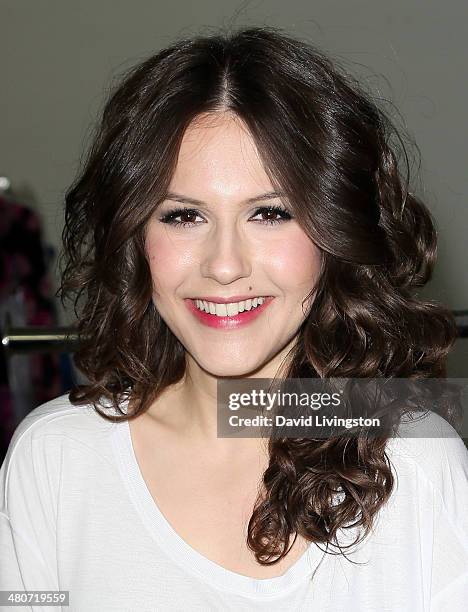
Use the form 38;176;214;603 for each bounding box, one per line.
185;297;275;329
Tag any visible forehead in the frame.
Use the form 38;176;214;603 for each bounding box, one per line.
169;112;274;196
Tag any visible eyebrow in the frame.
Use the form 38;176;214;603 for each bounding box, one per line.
163;190;286;206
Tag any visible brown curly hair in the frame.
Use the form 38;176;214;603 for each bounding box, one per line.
58;25;459;566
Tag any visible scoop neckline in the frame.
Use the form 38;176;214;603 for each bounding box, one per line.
110;412;324;598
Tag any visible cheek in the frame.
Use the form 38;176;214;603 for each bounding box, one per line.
145;228;195;291
145;230;176;291
266;232;321;290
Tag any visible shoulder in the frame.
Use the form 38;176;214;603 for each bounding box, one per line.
384;411;468;600
1;393;129;512
385;409;468;481
4;393;122;455
7;393;94;444
385;409;468;521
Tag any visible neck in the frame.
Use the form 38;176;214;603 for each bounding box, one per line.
143;349;292;459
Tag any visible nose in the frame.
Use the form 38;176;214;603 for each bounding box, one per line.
199;224;252;285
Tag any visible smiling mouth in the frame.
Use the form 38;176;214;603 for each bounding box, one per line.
190;296;271;317
185;296;275;327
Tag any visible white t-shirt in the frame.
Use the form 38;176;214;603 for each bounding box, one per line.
1;393;467;612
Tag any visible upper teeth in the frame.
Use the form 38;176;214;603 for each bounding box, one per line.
194;297;266;316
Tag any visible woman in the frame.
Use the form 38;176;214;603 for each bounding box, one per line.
1;26;467;611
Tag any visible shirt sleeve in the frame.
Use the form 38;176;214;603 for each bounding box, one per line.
388;412;468;610
402;431;468;610
429;436;468;610
0;425;60;611
431;570;468;612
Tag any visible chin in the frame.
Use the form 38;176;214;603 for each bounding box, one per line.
198;357;266;378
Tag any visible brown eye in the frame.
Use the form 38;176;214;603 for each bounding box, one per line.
251;205;292;226
159;208;204;227
261;209;280;222
178;210;197;223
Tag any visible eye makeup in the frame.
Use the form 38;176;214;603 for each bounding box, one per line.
158;205;293;228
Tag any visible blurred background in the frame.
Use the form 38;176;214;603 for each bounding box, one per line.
1;0;467;459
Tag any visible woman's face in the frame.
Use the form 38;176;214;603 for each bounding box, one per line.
144;112;321;377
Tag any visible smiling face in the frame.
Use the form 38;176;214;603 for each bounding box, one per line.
144;112;322;378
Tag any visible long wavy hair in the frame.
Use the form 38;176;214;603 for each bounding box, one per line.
58;26;459;565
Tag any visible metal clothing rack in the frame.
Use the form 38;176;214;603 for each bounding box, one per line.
1;311;468;356
1;313;80;356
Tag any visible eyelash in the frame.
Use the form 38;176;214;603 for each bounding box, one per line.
159;205;293;228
